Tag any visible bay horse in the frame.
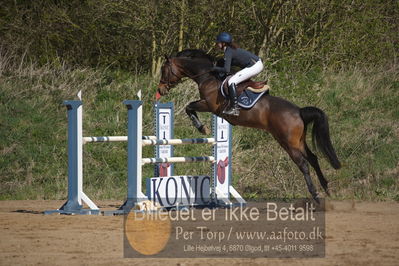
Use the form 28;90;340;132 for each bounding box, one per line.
156;49;341;203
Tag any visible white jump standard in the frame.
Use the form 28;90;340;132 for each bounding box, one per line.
45;101;100;215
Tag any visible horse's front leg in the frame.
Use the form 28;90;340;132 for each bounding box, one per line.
186;100;211;135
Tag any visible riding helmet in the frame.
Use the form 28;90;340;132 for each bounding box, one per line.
216;32;232;43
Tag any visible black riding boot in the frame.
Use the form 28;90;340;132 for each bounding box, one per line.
223;83;240;116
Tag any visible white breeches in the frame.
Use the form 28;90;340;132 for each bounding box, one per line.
228;59;264;86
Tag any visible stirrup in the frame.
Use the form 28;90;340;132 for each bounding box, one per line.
223;105;240;116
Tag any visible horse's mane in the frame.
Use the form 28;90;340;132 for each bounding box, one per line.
174;49;225;79
175;49;214;62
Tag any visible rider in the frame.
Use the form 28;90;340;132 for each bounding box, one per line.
212;32;264;116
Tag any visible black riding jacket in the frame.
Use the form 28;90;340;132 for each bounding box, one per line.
212;46;260;74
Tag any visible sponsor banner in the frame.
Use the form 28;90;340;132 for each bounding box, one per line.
146;176;211;207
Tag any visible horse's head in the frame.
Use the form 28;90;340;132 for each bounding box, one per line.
157;56;184;97
156;49;215;99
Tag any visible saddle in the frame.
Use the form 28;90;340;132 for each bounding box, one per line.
220;76;270;108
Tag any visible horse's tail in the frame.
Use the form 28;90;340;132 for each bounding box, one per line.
300;107;341;169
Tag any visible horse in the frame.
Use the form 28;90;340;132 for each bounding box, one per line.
156;49;341;203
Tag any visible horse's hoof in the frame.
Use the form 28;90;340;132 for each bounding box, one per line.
321;181;330;196
199;125;210;135
324;188;331;197
312;195;321;205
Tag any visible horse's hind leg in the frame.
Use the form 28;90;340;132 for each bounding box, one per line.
185;100;211;134
287;148;320;203
304;144;330;196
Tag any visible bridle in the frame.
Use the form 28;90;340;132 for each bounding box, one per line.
159;60;182;90
160;58;212;90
